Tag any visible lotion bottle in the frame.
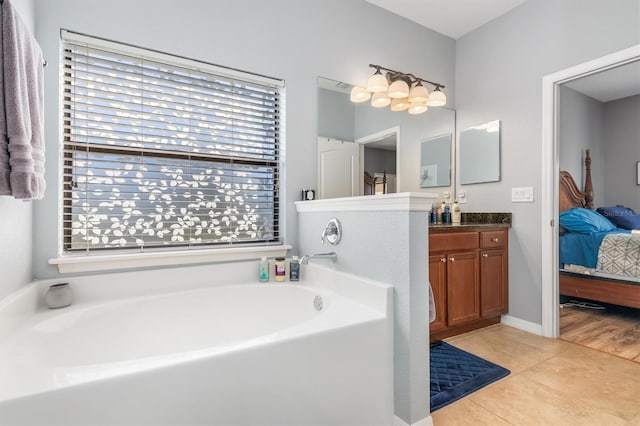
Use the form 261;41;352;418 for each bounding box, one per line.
452;202;461;224
274;257;286;282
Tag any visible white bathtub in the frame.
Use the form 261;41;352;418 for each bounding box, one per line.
0;263;393;425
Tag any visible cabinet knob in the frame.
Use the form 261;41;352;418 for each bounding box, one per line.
449;257;455;262
483;253;489;258
491;237;499;242
440;258;446;263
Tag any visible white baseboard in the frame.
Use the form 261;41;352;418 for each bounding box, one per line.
501;315;543;335
393;415;433;426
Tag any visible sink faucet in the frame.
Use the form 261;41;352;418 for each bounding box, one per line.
300;252;337;265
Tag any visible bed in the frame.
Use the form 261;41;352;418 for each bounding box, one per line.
558;149;640;309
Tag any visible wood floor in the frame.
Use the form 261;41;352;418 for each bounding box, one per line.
432;324;640;425
559;297;640;362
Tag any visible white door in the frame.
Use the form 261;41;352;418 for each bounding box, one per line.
317;137;359;199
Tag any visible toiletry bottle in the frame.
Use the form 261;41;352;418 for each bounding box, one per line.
259;256;269;282
430;207;438;224
289;256;300;282
274;257;286;282
452;202;461;224
439;201;446;223
443;204;451;224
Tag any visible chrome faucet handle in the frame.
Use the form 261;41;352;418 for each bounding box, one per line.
321;218;342;245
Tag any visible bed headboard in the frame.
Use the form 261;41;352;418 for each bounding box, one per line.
559;149;594;212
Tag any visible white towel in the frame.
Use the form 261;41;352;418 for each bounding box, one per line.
0;0;45;199
428;281;436;323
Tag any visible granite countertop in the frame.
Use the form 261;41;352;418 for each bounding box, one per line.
429;222;511;232
429;212;512;232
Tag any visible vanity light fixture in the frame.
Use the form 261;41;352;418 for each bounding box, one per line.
350;86;371;103
426;86;446;107
371;91;391;108
390;97;410;111
366;67;389;93
350;64;446;114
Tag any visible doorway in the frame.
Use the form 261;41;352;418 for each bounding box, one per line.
541;45;640;338
356;126;400;196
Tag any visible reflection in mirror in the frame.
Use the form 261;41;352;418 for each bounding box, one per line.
459;120;501;185
420;134;451;188
358;128;397;195
317;77;455;198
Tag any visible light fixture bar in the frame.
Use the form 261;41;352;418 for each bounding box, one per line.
354;64;447;114
368;64;445;90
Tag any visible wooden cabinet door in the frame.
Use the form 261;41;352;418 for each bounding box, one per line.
446;251;480;326
429;254;448;332
480;249;508;317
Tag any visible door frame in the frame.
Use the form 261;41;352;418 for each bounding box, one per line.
540;44;640;338
355;126;400;195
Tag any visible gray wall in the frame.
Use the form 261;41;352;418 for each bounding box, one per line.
558;85;605;207
297;207;429;424
558;88;640;212
0;0;35;301
365;147;396;175
317;88;355;141
603;94;640;210
455;0;639;325
32;0;455;279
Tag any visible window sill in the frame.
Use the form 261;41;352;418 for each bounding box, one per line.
49;245;292;274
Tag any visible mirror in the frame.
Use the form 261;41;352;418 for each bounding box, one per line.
420;134;451;188
317;77;455;198
459;120;501;185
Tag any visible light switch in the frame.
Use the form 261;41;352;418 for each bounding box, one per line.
512;187;534;202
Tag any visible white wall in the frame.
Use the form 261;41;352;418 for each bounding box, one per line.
455;0;640;324
603;94;640;210
33;0;455;279
558;85;605;207
0;0;36;301
296;197;432;425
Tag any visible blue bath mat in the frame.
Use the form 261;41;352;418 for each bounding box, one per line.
430;341;510;412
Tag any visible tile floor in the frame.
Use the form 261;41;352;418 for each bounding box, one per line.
431;324;640;425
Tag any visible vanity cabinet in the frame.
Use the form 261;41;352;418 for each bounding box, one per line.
429;226;509;342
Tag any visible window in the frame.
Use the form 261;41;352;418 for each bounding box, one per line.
61;31;282;253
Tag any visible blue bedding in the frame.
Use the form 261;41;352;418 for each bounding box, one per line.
559;228;631;268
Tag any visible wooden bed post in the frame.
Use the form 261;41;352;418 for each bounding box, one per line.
558;149;640;310
584;149;594;209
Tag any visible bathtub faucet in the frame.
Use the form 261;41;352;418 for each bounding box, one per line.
300;252;337;265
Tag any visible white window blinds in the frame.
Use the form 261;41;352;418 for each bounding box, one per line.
61;32;282;252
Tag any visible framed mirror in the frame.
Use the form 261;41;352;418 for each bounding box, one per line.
420;134;451;188
459;120;501;185
317;77;455;198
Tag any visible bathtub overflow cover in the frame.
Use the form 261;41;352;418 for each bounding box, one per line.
314;295;323;311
